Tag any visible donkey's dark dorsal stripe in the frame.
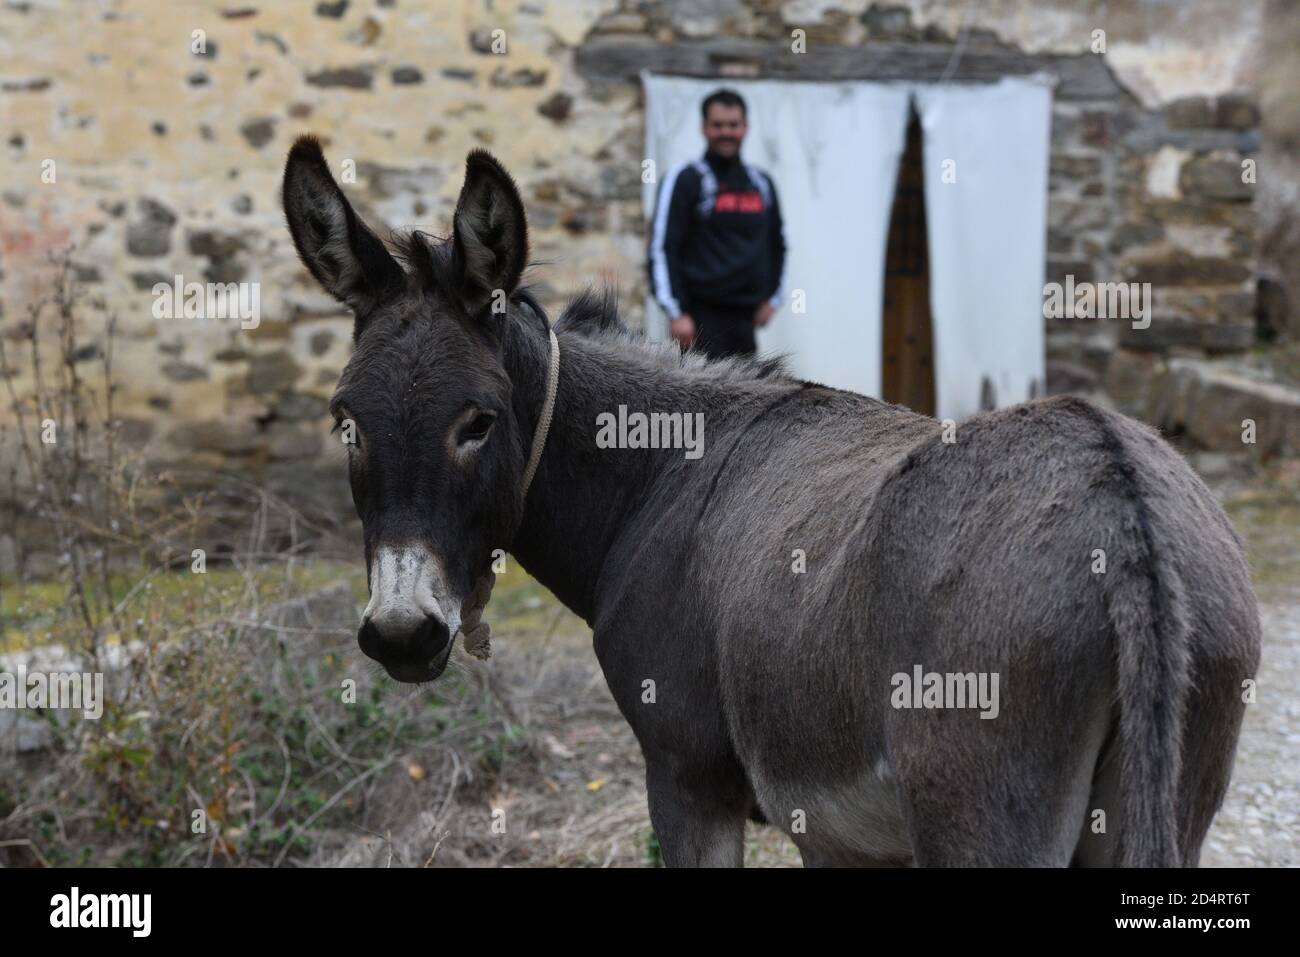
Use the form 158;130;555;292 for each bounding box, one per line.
282;138;1261;867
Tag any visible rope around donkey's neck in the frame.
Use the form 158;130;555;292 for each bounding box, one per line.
459;325;560;661
521;327;560;501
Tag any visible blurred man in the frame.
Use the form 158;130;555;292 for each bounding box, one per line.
648;89;786;358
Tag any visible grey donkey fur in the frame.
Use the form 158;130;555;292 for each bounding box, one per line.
282;137;1262;867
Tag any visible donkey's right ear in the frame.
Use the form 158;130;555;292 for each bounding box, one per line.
282;136;404;319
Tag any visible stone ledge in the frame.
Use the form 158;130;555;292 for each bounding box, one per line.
575;36;1126;100
1106;353;1300;455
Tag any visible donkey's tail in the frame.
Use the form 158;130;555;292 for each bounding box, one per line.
1098;455;1192;868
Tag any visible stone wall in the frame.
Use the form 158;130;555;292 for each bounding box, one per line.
0;0;1290;522
0;0;646;517
1046;80;1260;383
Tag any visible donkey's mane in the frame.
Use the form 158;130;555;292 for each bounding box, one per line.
556;288;794;387
387;227;794;389
388;229;457;300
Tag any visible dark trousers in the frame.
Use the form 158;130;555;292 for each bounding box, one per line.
690;300;757;358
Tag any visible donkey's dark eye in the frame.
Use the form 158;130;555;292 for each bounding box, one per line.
459;412;496;445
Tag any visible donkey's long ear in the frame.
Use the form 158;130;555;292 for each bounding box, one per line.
282;136;404;319
451;150;529;318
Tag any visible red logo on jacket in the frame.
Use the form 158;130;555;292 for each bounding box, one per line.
712;190;765;214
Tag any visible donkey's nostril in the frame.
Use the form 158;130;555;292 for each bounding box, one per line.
358;614;451;681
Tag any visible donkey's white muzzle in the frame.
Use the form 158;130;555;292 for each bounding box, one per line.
359;544;462;681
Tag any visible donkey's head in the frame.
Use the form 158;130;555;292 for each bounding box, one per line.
283;137;537;682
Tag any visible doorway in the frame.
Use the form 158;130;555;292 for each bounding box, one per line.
881;110;935;416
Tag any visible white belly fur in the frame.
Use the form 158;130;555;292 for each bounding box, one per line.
754;758;914;864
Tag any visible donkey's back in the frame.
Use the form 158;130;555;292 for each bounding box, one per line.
604;389;1259;866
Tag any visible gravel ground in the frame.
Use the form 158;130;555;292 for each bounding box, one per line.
1201;595;1300;866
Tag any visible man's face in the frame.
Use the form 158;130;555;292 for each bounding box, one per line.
703;103;747;158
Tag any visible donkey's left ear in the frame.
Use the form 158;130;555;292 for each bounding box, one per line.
282;136;404;320
451;150;529;318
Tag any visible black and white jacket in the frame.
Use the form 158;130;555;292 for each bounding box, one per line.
648;149;786;316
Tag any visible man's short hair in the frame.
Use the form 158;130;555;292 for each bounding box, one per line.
702;89;747;121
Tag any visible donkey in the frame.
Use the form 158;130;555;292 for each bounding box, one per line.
282;136;1261;867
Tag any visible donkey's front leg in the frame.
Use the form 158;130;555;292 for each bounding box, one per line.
644;759;748;867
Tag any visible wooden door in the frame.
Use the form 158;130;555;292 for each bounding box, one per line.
881;112;935;417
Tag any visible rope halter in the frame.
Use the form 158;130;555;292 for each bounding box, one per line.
459;325;560;660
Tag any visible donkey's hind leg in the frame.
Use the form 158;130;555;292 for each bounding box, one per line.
891;687;1113;867
1172;653;1251;867
898;756;1100;867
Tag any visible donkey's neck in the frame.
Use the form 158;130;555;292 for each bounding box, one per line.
503;319;792;623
